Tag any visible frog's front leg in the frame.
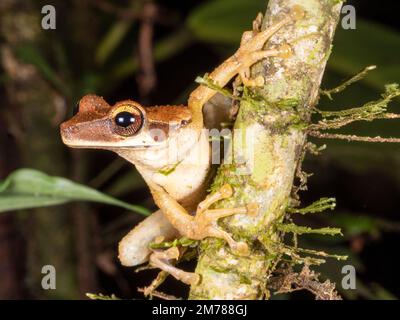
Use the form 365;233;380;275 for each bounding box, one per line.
188;5;304;130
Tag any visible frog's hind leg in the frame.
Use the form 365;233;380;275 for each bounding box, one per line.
192;184;258;255
118;210;179;267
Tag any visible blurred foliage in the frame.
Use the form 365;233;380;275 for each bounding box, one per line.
0;168;149;215
188;0;265;44
0;0;399;300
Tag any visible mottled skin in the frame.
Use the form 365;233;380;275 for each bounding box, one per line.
60;6;304;287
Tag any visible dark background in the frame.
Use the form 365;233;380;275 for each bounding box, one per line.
0;0;399;299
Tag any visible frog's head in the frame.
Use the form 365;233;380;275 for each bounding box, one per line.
60;95;196;168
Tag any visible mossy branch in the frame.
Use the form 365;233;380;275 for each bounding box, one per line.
276;223;343;236
190;0;343;300
311;83;400;131
149;237;198;249
288;197;336;214
86;293;121;300
195;75;240;101
309;131;400;143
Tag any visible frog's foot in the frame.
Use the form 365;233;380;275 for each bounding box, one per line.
235;5;305;87
238;5;304;53
187;6;304;127
148;247;200;286
236;42;293;87
192;184;259;256
142;271;168;297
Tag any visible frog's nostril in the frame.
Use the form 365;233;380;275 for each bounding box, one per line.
60;121;68;132
60;122;79;136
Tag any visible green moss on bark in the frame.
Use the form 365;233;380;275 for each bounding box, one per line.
189;0;343;300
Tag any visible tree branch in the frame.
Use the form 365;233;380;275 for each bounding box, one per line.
189;0;343;300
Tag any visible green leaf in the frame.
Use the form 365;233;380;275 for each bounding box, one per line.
326;212;400;237
95;20;133;65
187;0;264;44
105;170;145;197
14;44;69;97
110;29;192;83
0;169;149;216
330;213;379;237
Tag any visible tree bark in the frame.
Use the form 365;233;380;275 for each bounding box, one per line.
190;0;343;300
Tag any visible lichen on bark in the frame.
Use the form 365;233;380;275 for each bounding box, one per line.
189;0;343;300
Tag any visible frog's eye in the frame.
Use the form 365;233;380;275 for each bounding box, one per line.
113;107;144;136
115;111;137;128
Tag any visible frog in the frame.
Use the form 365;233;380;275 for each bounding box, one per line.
60;6;304;287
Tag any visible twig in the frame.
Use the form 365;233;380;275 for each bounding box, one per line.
313;83;400;130
274;265;342;300
309;131;400;143
276;223;343;236
310;113;400;131
287;197;336;215
137;1;157;100
320;65;376;100
90;0;174;25
137;288;180;300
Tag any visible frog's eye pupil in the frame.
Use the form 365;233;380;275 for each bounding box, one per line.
115;111;136;128
112;107;144;136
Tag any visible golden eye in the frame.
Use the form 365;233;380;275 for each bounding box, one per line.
112;106;144;136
